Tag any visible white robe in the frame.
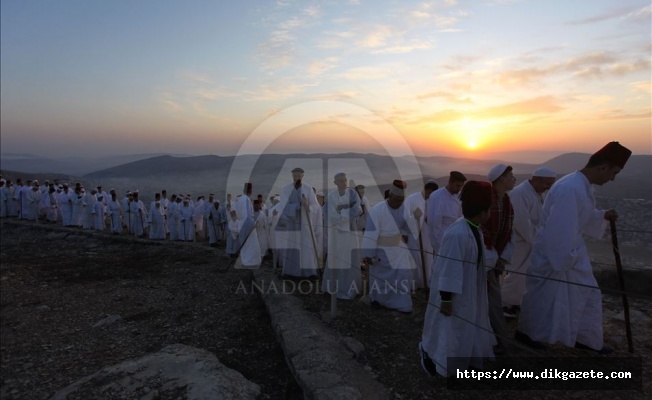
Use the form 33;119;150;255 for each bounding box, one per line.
361;201;415;313
206;204;226;244
235;195;261;268
519;171;607;350
91;201;105;231
168;202;181;241
193;199;205;234
404;191;433;289
148;207;166;239
58;190;73;226
278;183;320;277
254;210;271;255
47;192;59;222
81;193;95;229
322;188;362;299
71;194;84;227
426;187;462;258
107;199;123;233
129;200;148;236
179;204;195;241
6;186;18;217
23;188;40;221
0;186;8;218
421;218;496;376
502;180;544;307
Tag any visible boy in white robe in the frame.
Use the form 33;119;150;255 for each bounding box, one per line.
227;209;239;257
517;142;631;354
419;181;496;377
168;195;181;241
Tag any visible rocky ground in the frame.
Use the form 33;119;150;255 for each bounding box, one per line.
1;220;650;399
0;221;301;400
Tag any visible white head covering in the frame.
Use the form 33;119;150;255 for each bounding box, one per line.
487;164;510;182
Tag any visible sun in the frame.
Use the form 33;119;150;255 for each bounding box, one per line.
457;118;487;151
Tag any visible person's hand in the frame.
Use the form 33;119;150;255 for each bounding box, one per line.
604;209;618;222
440;301;452;316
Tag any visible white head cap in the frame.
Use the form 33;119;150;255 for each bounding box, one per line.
532;167;557;178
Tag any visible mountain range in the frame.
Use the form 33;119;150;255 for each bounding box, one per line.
1;152;650;203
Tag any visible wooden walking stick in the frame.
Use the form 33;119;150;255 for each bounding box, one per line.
610;219;633;353
302;195;322;272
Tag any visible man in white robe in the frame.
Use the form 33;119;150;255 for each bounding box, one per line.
482;164;516;353
107;193;123;234
129;192;148;237
193;196;205;236
517;142;631;354
39;181;50;219
161;190;170;235
427;171;466;259
25;181;41;221
253;200;271;257
122;192;132;232
501;167;556;315
71;188;84;227
13;179;24;219
20;180;33;220
353;185;370;232
148;201;166;240
168;195;181;241
420;181;496;377
179;199;195;242
206;200;226;247
322;172;363;299
404;180;439;289
91;195;106;230
0;180;8;218
235;183;262;269
81;189;96;229
278;168;321;279
361;180;416;313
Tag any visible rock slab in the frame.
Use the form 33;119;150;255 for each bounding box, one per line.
50;344;261;400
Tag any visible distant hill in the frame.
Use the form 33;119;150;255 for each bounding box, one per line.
3;152;650;202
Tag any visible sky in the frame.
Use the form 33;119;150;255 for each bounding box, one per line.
1;0;650;162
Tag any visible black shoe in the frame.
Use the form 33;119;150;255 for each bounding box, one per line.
419;342;437;377
515;330;548;350
575;342;614;355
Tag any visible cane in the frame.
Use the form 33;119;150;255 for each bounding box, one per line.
610;219;633;353
302;195;322;272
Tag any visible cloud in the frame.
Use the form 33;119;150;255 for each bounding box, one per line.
243;82;318;101
417;90;474;104
629;81;651;93
307;57;339;77
476;96;564;118
338;66;389;81
567;4;647;25
596;110;652;121
310;91;359;101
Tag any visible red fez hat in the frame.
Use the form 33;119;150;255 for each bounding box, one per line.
244;182;253;191
592;141;632;169
460;181;492;209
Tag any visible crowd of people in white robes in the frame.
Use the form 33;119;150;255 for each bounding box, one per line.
0;141;633;379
